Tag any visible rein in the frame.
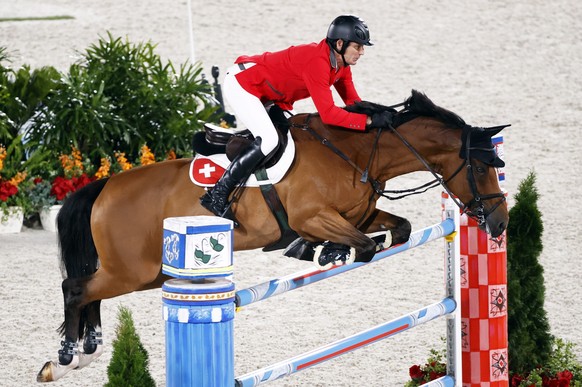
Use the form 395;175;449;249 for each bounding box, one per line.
293;114;505;228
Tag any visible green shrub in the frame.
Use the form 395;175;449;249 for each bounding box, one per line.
105;306;155;387
507;171;553;374
27;32;216;163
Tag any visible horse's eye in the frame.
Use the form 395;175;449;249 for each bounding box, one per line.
475;166;486;174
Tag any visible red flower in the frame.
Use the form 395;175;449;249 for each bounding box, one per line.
50;176;76;201
0;181;18;202
409;365;424;380
50;174;95;201
557;370;573;381
73;173;94;190
511;375;524;387
33;177;43;184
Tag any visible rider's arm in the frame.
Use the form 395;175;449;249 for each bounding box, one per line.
302;57;368;131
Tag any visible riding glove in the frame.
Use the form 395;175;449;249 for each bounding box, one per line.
368;111;393;129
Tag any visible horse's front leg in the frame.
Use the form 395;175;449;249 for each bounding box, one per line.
358;209;412;248
290;208;377;269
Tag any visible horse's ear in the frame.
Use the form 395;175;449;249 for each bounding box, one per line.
485;124;511;137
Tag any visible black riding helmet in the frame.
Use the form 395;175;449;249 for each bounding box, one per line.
326;15;372;66
327;15;373;48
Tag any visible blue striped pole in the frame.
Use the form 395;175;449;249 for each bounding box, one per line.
235;297;456;387
236;219;455;308
426;376;456;387
163;278;235;387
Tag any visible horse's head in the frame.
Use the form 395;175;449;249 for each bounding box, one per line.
444;124;509;237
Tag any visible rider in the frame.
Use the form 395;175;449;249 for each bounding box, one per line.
200;15;393;218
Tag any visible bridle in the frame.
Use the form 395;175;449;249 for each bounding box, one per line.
386;123;506;229
293;115;506;228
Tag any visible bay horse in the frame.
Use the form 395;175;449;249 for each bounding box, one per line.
37;90;509;382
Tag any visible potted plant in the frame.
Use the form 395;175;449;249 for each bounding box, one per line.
28;146;95;231
0;139;31;232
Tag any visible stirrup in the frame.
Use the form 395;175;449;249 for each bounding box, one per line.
313;242;356;270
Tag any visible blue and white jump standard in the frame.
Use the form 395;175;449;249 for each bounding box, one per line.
161;196;462;386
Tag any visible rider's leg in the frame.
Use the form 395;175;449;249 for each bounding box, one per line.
200;63;278;218
200;137;264;216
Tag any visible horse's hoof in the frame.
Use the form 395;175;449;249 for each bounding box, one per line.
283;237;315;261
36;356;79;383
313;243;355;270
37;357;79;382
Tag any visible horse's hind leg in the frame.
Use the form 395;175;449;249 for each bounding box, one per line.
76;300;103;369
37;276;92;382
358;209;411;248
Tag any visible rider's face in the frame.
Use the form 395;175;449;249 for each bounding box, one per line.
337;41;365;66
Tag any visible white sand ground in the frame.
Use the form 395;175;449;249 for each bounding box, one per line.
1;1;581;386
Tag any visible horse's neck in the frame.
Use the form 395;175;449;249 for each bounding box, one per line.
373;118;460;181
291;115;460;183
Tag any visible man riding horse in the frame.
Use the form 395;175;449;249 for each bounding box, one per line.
200;15;394;219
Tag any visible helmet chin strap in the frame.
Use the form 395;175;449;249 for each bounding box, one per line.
332;40;350;67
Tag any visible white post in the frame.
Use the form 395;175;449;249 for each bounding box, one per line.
444;195;462;387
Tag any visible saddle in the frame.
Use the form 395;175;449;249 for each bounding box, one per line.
191;105;299;251
193;105;291;168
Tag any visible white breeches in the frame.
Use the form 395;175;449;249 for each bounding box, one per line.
223;63;279;156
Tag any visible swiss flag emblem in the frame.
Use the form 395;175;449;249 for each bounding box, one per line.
191;158;226;185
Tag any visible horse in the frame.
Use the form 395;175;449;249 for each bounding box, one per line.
37;90;509;382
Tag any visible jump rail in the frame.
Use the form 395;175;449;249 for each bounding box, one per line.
235;298;456;387
233;199;462;386
236;218;455;308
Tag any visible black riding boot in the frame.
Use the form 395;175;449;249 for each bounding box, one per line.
200;138;265;218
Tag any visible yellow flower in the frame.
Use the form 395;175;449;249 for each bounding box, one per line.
94;157;111;179
139;144;156;166
115;152;133;171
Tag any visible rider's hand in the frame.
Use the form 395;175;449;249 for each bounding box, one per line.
367;111;393;129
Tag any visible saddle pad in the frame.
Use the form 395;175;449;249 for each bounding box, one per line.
189;131;296;188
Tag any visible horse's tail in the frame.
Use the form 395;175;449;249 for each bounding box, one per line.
57;178;108;280
56;178;108;337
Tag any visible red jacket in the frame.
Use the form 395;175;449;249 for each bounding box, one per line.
234;39;367;131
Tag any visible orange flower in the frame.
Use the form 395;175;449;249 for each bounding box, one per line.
59;146;84;177
9;171;27;187
115;152;133;171
71;147;83;171
0;146;6;171
94;157;111;179
166;150;177;160
139;144;156;166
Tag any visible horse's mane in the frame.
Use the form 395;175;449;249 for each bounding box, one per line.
345;89;466;129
